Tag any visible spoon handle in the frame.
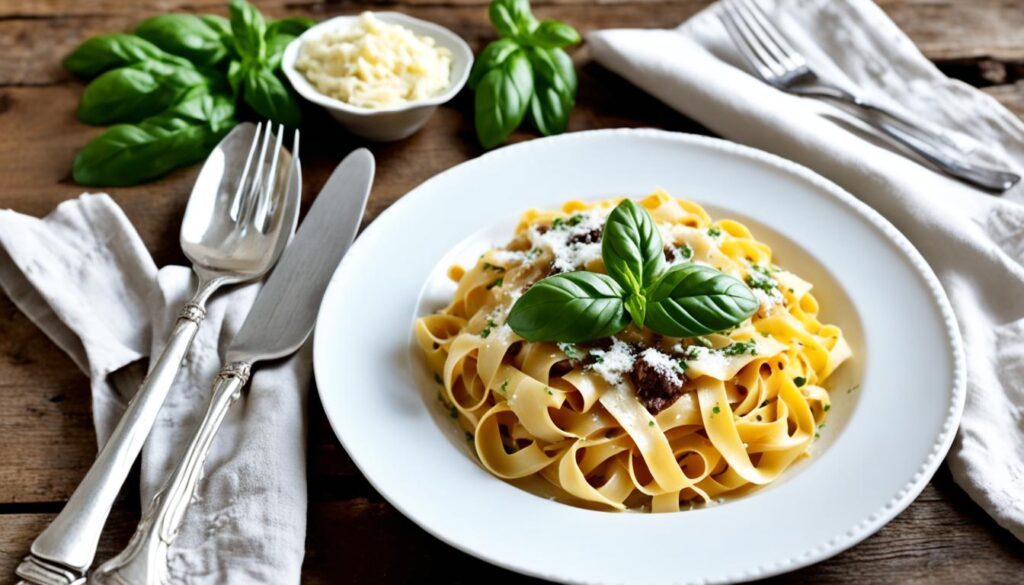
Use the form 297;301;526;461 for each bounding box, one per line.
16;278;221;585
91;361;251;585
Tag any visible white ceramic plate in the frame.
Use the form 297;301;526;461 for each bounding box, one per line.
313;129;965;584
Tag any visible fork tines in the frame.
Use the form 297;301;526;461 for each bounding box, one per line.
230;122;300;234
718;0;811;86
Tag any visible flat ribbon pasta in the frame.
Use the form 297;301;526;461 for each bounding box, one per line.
415;192;852;512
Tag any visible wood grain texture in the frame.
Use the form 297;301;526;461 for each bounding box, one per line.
0;0;1023;583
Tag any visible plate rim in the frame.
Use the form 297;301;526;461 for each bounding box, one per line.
313;128;966;584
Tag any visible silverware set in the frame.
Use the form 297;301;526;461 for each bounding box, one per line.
15;123;375;585
718;0;1021;192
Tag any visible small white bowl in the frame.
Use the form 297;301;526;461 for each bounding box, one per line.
282;12;473;142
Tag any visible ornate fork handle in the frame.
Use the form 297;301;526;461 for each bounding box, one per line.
16;278;223;585
91;361;252;585
792;84;1021;192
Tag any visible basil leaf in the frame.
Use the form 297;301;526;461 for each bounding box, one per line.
601;199;665;295
488;0;537;38
644;264;759;337
200;14;233;38
507;272;630;342
526;47;574;135
266;16;315;38
241;65;302;126
265;33;296;71
468;38;520;90
63;34;191;79
474;50;533;149
528;85;569;135
229;0;267;61
528;20;581;49
72;90;236;186
77;61;210;125
228;59;246;95
546;47;577;96
135;14;231;66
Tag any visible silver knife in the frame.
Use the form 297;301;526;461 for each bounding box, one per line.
90;148;375;585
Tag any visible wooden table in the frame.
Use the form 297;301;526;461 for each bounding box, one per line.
1;0;1022;582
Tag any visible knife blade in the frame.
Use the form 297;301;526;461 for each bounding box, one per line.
227;147;374;364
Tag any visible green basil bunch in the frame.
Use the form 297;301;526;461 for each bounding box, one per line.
470;0;580;149
64;0;312;186
507;200;759;342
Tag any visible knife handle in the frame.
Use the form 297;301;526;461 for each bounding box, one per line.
91;361;251;585
17;278;224;585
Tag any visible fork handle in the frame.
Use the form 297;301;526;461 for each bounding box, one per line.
801;87;1021;192
16;279;222;584
91;361;251;585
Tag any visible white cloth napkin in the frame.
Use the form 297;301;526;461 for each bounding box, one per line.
589;0;1024;541
0;193;309;583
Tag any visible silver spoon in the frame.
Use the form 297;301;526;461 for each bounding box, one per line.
15;122;302;585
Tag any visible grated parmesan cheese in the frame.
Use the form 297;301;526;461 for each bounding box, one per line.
639;348;682;385
527;211;608;273
682;345;729;372
295;12;452;109
587;338;635;385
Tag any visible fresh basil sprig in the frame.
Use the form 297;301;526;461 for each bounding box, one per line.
64;0;311;186
470;0;581;149
507;200;758;342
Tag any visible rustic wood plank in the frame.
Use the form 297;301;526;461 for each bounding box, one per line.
0;294;99;504
4;1;1024;87
2;462;1021;583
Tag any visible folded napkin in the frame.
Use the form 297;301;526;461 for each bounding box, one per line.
589;0;1024;540
0;194;309;583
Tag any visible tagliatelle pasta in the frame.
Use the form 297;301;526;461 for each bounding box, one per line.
414;191;851;512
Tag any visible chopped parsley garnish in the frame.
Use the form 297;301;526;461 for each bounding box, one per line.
449;405;458;419
648;420;655;427
526;248;541;259
499;378;510;394
756;414;763;421
824;404;831;412
815;432;821;440
722;340;758;357
707;226;722;238
434;373;443;385
544;387;553;396
551;214;585;230
746;265;777;294
675;359;688;372
486;277;504;289
481;319;498;338
712;405;721;415
481;262;505;272
557;342;583;361
677;243;694;261
589;353;605;364
793;376;806;387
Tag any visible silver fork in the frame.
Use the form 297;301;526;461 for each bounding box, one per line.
16;122;301;585
718;0;1021;193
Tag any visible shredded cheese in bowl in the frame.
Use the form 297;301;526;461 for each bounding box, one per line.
294;11;453;109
